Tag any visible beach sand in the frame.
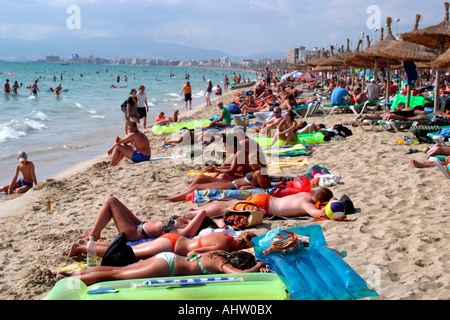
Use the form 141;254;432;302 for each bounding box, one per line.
0;87;448;300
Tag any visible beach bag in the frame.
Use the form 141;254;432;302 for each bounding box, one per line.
120;100;128;114
262;230;309;255
224;202;264;228
101;233;137;267
339;194;355;215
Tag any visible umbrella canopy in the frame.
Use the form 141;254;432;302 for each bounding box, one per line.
317;46;345;67
298;72;316;80
401;2;450;51
432;46;450;69
344;38;372;68
401;2;450;111
305;50;323;67
280;71;298;81
380;15;439;63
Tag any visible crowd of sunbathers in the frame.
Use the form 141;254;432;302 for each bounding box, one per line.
56;69;450;286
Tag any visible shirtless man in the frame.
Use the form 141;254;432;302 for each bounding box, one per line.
31;80;40;97
4;79;11;94
185;187;336;220
108;120;151;167
260;106;283;137
0;151;37;195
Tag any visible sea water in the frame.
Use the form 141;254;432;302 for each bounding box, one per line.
0;62;256;194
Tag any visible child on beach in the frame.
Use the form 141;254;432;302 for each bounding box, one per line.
0;151;37;195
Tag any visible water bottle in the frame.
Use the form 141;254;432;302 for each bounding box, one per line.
86;236;97;268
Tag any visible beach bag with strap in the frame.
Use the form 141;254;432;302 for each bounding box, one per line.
224;202;264;228
262;230;309;255
120;100;128;114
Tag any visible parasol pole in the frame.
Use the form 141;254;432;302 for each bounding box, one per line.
435;40;445;112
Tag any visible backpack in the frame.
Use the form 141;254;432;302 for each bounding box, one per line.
120;100;128;113
101;233;137;267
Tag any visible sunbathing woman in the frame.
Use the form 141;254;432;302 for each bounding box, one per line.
69;231;256;260
162;165;271;202
270;110;299;147
57;250;269;286
78;196;216;242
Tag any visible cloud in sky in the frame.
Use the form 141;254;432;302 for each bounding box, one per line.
0;0;445;56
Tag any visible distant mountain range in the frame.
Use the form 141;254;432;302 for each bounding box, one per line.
0;35;286;62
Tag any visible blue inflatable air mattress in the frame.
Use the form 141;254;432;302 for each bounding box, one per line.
252;225;379;300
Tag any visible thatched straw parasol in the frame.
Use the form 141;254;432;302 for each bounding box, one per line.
305;50;323;67
432;46;450;69
317;46;345;67
401;2;450;110
401;2;450;50
381;15;439;63
354;17;399;102
344;37;372;69
380;14;439;107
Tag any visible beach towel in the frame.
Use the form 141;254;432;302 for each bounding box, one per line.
187;187;276;204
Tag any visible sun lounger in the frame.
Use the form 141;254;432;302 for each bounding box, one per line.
378;119;430;132
430;156;450;179
294;100;327;118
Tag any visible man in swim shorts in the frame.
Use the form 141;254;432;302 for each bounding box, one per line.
186;187;336;220
108;120;151;167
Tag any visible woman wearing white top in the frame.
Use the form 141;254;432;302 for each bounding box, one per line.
136;85;149;130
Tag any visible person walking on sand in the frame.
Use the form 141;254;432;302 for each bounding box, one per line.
136;85;149;131
181;81;192;111
0;151;37;195
205;79;213;107
108;121;151;167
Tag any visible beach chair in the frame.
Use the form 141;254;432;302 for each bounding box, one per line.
327;103;361;115
430;156;450;179
359;100;381;114
378;119;430;132
294;100;327;118
389;94;427;111
355;119;380;131
427;126;450;146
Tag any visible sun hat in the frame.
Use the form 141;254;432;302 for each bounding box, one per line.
17;151;27;162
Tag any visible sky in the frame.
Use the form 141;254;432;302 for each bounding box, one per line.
0;0;445;57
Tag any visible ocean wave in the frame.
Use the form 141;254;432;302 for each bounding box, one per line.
0;118;47;143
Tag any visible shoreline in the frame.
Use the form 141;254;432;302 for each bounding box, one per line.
0;82;448;300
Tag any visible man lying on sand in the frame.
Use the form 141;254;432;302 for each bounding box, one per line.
108;120;151;167
185;187;336;220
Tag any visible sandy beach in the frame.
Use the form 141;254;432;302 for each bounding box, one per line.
0;86;448;300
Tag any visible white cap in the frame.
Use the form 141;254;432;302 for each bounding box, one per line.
17;151;27;162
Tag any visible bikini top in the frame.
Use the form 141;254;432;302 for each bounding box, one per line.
185;254;213;275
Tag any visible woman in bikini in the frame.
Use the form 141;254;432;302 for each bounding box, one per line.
77;197;224;242
69;231;256;260
57;250;269;286
270;110;299;147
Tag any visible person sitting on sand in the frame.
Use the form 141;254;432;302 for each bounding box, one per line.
70;231;256;260
107;121;151;167
270;110;299;147
205;102;232;128
410;145;450;168
57;250;269;286
0;151;37;195
260;106;283;137
78;196;222;242
186;187;336;220
162;165;271;202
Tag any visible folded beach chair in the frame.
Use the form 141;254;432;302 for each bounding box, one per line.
430;156;450;179
294;100;327;118
359;100;381;114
